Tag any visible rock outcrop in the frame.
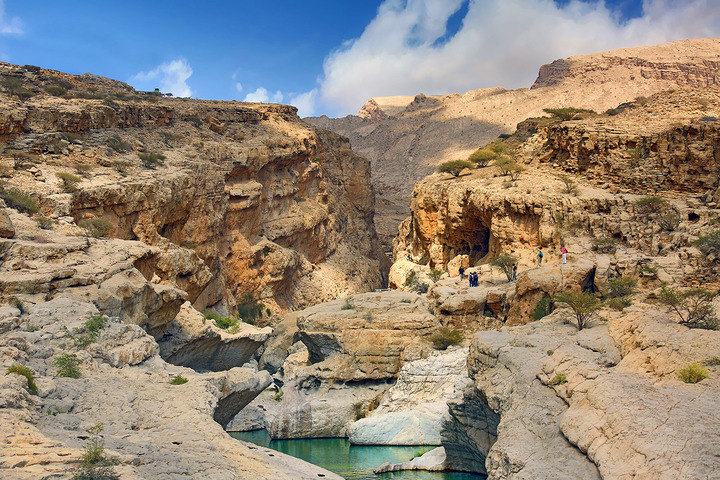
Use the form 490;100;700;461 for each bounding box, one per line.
307;38;720;251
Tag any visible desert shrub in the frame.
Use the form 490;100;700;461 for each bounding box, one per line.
50;77;74;90
0;186;39;214
63;314;109;349
494;156;522;179
605;108;620;116
273;387;283;402
490;253;518;282
557;174;579;195
550;372;568;385
138;151;166;169
71;424;119;480
413;282;430;294
105;135;131;153
0;77;35;101
429;326;463;350
341;298;356;310
635;195;667;214
468;148;496;167
170;375;188;385
428;268;443;282
543;107;595;121
498;133;512;139
508;163;525;181
533;297;554;320
438;159;473;177
44;85;67;97
694;229;720;259
6;364;38;394
607;296;632;311
607;276;637;298
56;171;82;192
658;286;719;330
23;65;41;73
406;271;429;293
591;237;617;254
677;363;709;384
554;291;602;330
79;218;113;238
102;98;119;109
639;264;658;275
35;215;54;229
704;357;720;366
635;96;649;106
203;310;238;330
236;292;264;324
54;353;82;378
658;209;681;232
487;140;514;155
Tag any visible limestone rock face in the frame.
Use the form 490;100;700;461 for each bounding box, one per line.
0;62;385;314
307;38;720;250
0;207;14;238
0;296;341;480
347;346;467;446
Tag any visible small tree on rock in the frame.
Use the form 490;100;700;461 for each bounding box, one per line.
438;160;474;177
490;253;518;282
658;286;719;330
468;148;496;167
554;291;602;330
494;156;518;177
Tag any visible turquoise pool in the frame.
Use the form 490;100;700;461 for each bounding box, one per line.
230;430;486;480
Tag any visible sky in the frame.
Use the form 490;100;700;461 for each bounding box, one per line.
0;0;719;117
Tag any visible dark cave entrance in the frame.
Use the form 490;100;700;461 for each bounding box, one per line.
444;208;492;266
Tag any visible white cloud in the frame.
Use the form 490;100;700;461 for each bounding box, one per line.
0;1;22;35
130;58;193;97
235;82;243;93
289;89;318;117
243;87;283;103
319;0;720;114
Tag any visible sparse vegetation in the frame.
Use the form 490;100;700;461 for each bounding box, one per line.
543;107;595;121
34;214;54;229
6;364;38;394
138;151;166;169
273;387;283;402
79;218;113;238
405;271;430;294
658;286;719;330
170;375;188;385
236;293;265;324
438;159;473;177
71;424;119;480
554;291;602;330
203;310;239;329
591;237;617;254
341;298;356;310
490;253;518;282
62;314;109;349
704;357;720;366
635;96;649;106
428;326;463;350
635;195;668;214
606;276;637;298
694;229;720;260
56;171;82;192
607;296;632;311
0;77;36;101
533;297;554;320
557;174;579;195
677;363;709;384
44;85;67;97
53;353;82;378
105;135;131;153
0;186;39;214
428;268;443;282
468;148;496;167
550;372;568;385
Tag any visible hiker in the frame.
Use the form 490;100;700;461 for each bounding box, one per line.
561;246;568;264
459;266;465;281
512;264;517;281
537;249;543;266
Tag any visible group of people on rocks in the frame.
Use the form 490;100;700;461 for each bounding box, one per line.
459;245;569;287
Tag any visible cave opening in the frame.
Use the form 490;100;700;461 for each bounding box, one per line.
446;208;491;266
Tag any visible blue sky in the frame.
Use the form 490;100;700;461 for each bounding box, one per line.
1;1;718;116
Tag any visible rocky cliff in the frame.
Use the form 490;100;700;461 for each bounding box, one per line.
0;61;385;315
307;38;720;250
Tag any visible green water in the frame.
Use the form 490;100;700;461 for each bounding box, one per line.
230;430;486;480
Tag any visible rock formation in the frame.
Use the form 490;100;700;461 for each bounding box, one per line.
307;38;720;250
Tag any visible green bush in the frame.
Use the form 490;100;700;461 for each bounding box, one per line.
607;296;632;311
273;387;283;402
63;314;109;349
438;159;473;177
170;375;188;385
44;85;67;97
550;372;568;385
490;253;518;282
677;363;709;384
54;353;82;378
658;286;718;330
635;195;668;214
557;174;579;195
694;229;720;259
533;297;554;320
6;364;38;394
543;107;595;121
71;424;119;480
1;77;36;101
79;218;113;238
138;151;166;169
57;171;82;192
406;271;430;294
105;135;131;153
606;277;637;298
704;357;720;366
428;326;463;350
554;291;602;330
468;148;496;167
0;186;39;214
494;156;522;179
428;268;443;282
203;310;238;329
35;214;54;230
